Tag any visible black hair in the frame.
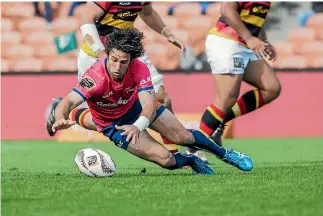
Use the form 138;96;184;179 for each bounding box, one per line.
105;28;145;59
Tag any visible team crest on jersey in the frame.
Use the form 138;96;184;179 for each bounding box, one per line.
233;57;244;68
79;77;96;92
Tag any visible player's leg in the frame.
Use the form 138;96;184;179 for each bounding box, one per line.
223;58;282;124
137;54;180;154
150;107;253;172
105;125;214;175
198;35;246;146
68;108;96;130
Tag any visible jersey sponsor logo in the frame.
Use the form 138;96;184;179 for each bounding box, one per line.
233;57;244;68
252;6;269;14
102;91;114;99
113;11;140;21
124;87;136;94
139;76;152;86
96;97;129;107
79;77;96;92
119;2;131;6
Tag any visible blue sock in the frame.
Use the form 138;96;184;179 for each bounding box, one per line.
188;129;226;158
167;152;194;170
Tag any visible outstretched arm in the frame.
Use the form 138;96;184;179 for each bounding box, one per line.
80;2;110;58
139;3;186;56
52;91;84;133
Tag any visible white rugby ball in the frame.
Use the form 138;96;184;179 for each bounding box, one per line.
75;148;116;177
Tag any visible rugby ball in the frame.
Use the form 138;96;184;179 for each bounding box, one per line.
75;148;116;177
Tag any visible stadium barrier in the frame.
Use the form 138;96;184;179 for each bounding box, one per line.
2;71;323;141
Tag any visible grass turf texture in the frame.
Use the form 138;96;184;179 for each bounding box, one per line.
2;138;323;216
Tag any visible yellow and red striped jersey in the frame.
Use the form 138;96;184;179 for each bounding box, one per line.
208;2;271;46
81;2;150;57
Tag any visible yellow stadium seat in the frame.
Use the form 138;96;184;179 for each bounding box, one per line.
45;57;77;71
1;59;10;72
288;27;315;43
1;31;22;45
1;18;14;32
11;58;43;72
173;3;202;17
3;44;34;59
18;17;47;32
51;17;79;35
23;31;55;46
307;13;323;29
274;55;308;68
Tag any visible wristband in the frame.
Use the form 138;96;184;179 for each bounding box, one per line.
133;116;150;132
80;24;104;53
161;26;169;37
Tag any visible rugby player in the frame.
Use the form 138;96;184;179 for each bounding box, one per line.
47;1;194;157
193;2;281;148
49;28;253;174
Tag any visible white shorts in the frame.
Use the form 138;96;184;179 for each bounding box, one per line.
205;34;260;74
77;49;164;92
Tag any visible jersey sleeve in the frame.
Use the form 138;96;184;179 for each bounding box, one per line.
134;61;154;93
94;2;112;11
73;71;100;101
143;2;151;6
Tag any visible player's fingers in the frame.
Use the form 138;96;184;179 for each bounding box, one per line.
131;134;136;146
120;130;128;136
255;49;262;59
68;120;76;126
115;125;124;130
52;125;57;132
126;132;133;142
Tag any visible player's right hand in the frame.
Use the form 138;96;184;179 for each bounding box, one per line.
96;50;108;59
52;119;76;133
245;36;267;60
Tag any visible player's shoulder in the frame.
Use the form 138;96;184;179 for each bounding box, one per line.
128;58;148;74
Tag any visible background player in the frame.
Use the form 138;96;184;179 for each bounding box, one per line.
193;1;281;148
47;1;207;159
50;28;253;174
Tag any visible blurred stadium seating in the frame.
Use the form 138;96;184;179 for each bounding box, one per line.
1;2;323;72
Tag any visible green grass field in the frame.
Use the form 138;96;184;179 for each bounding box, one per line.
2;138;323;216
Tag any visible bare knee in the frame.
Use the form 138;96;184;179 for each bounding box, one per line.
155;151;175;168
263;79;282;102
269;79;282;100
170;129;194;146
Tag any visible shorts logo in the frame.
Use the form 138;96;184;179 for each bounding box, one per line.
80;77;95;92
117;141;124;147
233;57;244;68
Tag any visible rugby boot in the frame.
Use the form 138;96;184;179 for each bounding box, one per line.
190;155;215;175
222;149;253;172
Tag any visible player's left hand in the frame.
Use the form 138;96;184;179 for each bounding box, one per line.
115;125;140;146
167;34;186;57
